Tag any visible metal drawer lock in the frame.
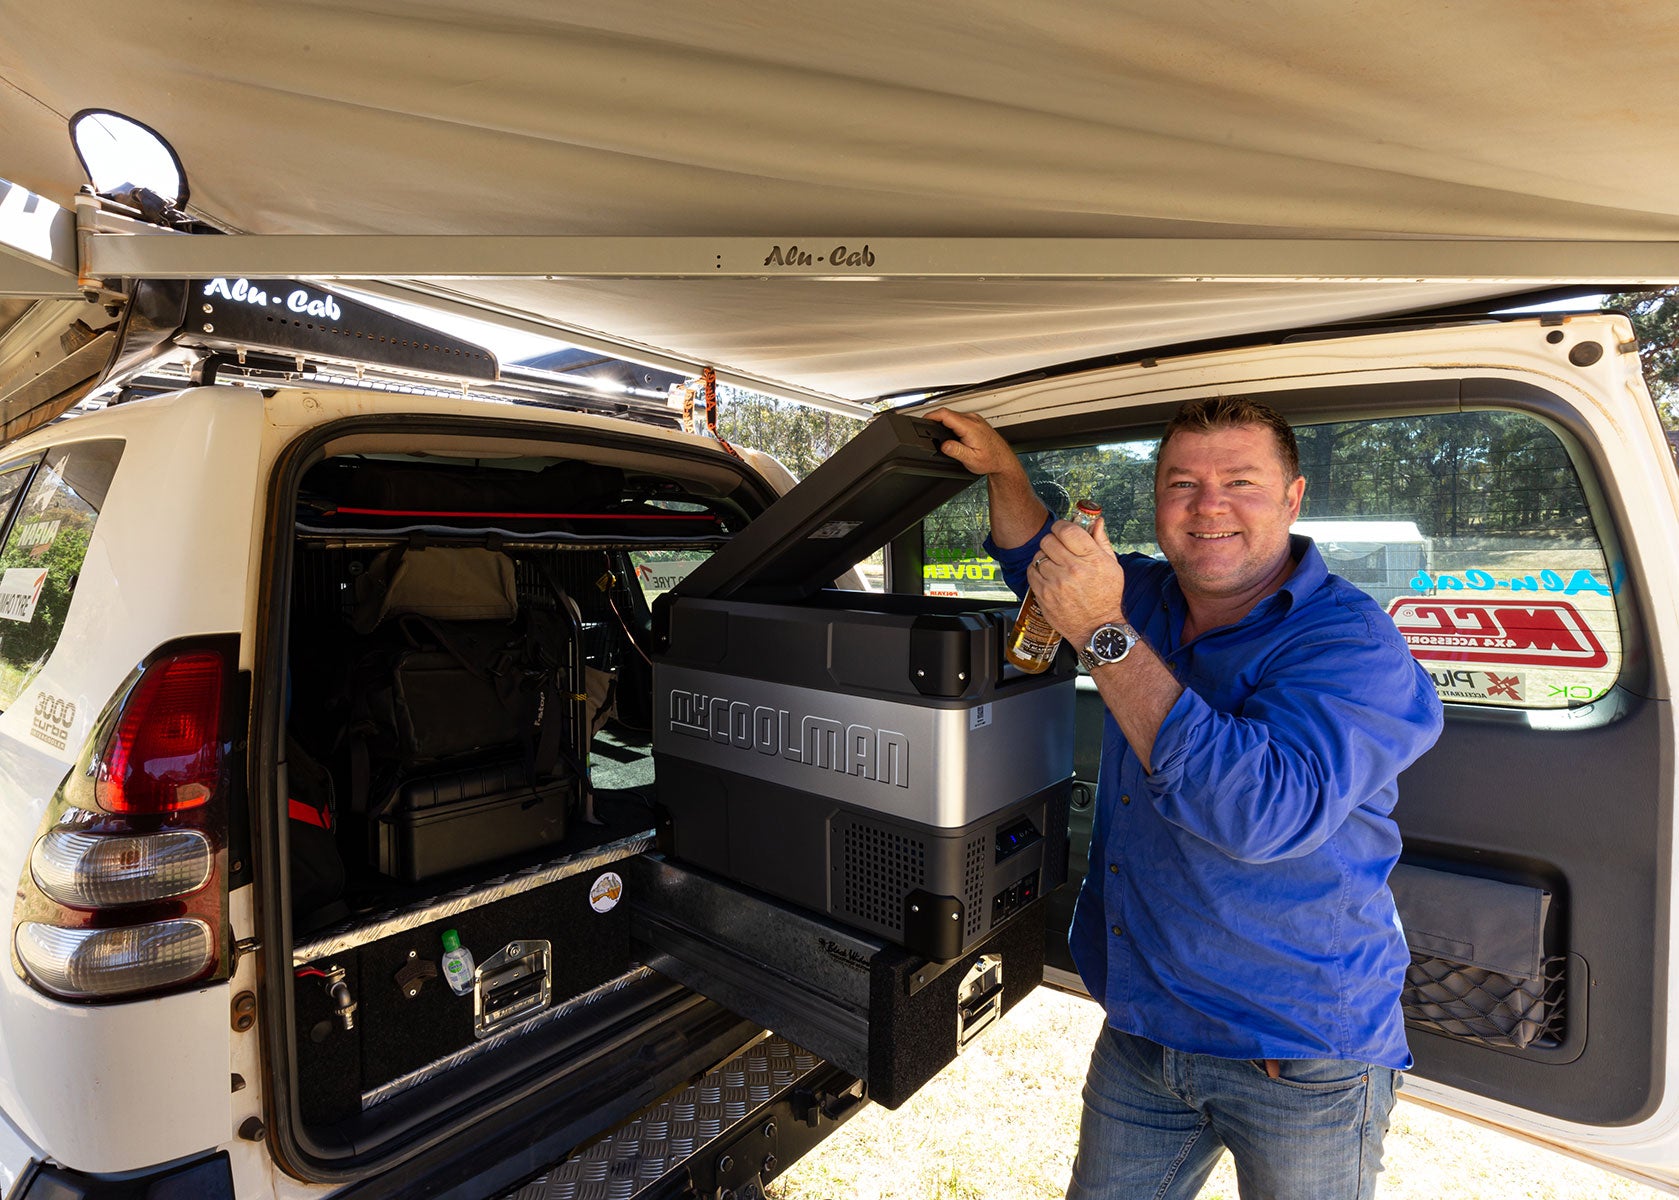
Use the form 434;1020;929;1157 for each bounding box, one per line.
956;952;1004;1051
473;939;552;1039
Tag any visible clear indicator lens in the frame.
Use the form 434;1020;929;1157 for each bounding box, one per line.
15;918;214;999
31;829;212;908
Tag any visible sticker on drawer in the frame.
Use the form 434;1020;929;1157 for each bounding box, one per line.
590;872;624;913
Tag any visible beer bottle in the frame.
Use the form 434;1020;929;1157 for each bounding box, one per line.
1004;498;1103;673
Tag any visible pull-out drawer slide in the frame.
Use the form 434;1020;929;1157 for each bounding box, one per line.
626;854;1045;1109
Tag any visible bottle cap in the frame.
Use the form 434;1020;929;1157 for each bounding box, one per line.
1076;498;1102;516
441;929;460;952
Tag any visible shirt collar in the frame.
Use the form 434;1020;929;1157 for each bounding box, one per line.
1273;534;1327;613
1161;533;1326;626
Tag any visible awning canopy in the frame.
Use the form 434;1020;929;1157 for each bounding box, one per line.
3;2;1678;403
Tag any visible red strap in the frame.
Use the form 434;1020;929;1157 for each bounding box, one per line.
289;798;331;829
330;507;716;521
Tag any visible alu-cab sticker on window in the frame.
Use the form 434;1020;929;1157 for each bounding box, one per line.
0;568;48;623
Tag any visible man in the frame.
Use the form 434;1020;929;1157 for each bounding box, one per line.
930;397;1443;1200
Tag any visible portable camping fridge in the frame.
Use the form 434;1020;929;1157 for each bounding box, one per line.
651;413;1075;962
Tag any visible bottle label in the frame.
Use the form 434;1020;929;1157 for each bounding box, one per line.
1008;592;1063;666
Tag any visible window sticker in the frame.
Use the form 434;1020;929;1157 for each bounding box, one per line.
1427;668;1530;704
1387;598;1609;669
633;557;705;592
0;568;48;623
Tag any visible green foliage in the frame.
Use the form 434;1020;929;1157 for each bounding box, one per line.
919;411;1591;569
1295;412;1590;539
715;388;864;480
709;394;1593;574
1603;288;1679;429
0;521;90;700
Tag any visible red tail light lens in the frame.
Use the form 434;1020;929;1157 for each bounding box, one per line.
95;651;224;814
12;637;239;1003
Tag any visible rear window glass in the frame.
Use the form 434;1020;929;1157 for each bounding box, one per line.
920;410;1620;711
0;440;123;712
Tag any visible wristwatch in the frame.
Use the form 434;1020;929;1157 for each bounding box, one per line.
1076;622;1140;672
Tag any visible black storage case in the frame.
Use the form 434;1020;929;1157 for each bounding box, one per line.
653;413;1075;961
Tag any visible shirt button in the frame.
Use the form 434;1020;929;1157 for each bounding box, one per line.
1111;925;1125;937
1109;863;1119;874
1120;794;1131;805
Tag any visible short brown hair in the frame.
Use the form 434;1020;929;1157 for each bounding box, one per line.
1158;396;1300;481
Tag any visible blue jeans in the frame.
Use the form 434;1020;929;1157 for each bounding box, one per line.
1066;1026;1400;1200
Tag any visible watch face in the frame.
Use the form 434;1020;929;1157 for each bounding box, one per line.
1090;624;1132;661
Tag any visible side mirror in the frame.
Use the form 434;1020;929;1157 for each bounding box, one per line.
69;109;189;209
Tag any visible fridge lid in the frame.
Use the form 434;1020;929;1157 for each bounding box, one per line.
672;412;977;604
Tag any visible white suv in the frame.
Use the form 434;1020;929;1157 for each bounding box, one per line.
7;263;1679;1197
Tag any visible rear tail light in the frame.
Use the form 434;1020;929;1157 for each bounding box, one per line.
31;829;213;907
95;651;224;815
11;638;241;1002
15;919;214;999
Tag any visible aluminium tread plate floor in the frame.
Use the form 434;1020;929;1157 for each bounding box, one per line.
497;1036;820;1200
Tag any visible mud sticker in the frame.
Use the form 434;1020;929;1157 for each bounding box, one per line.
0;568;48;623
589;871;624;914
30;692;75;751
1387;598;1608;668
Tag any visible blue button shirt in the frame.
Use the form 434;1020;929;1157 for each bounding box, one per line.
987;526;1443;1069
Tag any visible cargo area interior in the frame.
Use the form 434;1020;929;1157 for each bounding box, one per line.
268;414;1069;1169
276;432;771;1154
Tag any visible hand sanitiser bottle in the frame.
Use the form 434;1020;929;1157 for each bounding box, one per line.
440;929;475;996
1004;498;1103;673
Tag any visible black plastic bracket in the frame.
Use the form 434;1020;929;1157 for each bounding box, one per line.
902;889;965;961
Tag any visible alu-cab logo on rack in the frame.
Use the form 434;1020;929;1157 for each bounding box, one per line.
203;277;343;320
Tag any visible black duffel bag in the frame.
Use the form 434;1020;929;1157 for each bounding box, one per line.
337;547;587;880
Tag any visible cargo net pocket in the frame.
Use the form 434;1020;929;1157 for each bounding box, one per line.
1402;952;1567;1050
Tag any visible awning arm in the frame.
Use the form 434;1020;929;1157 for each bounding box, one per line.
0;179;81;299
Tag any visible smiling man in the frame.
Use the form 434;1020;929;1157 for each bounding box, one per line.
930;397;1444;1200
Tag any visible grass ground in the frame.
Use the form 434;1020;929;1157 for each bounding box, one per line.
764;988;1671;1200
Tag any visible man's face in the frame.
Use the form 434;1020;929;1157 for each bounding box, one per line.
1154;423;1306;603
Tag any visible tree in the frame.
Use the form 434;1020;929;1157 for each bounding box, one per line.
1603;288;1679;428
715;388;863;480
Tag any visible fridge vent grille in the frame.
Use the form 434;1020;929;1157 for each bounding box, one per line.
964;835;988;937
840;821;926;934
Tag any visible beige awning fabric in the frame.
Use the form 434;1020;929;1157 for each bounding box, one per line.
3;1;1678;399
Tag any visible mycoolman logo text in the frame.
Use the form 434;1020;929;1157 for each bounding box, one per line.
669;690;909;788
